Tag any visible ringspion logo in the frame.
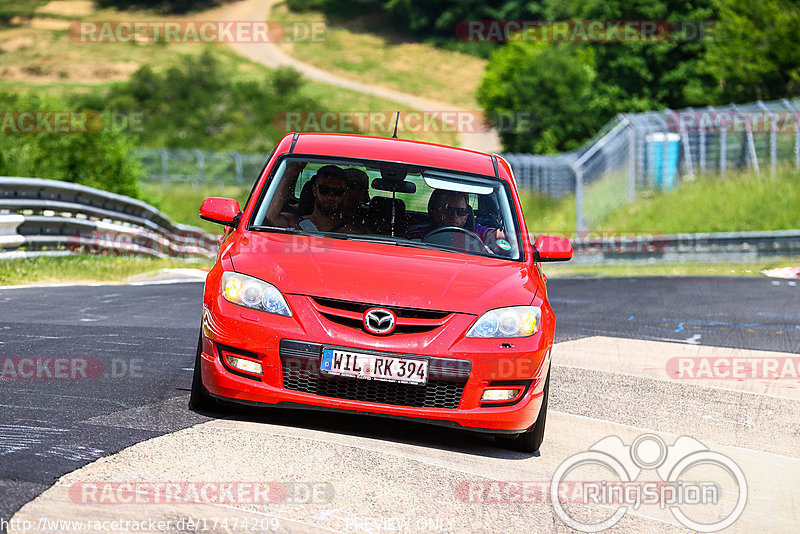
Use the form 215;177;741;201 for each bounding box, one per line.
551;434;747;532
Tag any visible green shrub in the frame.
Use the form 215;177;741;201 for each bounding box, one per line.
77;50;319;152
0;92;140;198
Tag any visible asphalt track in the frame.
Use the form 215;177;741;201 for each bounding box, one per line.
1;277;798;532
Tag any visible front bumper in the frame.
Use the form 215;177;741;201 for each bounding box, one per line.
201;291;553;434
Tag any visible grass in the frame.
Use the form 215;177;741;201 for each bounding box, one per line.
519;190;576;235
0;0;48;19
140;182;251;233
0;254;210;286
271;3;486;109
0;5;459;146
598;168;800;233
520;168;800;235
541;258;797;278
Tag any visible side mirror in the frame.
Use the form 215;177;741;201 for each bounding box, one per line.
533;234;573;262
200;197;241;226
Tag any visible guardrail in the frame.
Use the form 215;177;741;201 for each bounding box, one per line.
0;177;217;260
569;230;800;264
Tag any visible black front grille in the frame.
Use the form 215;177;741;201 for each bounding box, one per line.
318;312;439;335
280;340;469;409
312;297;450;320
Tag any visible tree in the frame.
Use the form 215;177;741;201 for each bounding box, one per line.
477;0;719;151
542;0;716;110
699;0;800;102
477;41;601;153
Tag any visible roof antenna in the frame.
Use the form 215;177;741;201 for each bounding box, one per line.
391;111;400;138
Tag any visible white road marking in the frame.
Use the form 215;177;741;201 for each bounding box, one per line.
0;425;68;456
686;333;702;344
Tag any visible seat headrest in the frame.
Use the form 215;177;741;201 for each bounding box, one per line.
367;197;407;236
297;177;317;216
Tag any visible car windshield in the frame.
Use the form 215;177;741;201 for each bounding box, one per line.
250;157;522;260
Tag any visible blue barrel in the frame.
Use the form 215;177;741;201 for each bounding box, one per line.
646;133;680;190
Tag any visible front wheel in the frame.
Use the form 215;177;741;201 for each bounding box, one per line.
190;332;217;411
496;372;549;453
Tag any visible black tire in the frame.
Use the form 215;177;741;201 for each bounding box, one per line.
189;332;217;411
497;372;549;453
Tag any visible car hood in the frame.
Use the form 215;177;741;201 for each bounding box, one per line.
229;233;539;315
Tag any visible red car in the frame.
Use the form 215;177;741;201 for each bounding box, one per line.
192;133;572;452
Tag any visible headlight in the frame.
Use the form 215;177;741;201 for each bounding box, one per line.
221;271;292;317
466;306;540;338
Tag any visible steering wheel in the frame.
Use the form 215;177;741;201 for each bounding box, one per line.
422;226;488;253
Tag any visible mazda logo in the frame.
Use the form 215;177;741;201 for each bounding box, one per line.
363;308;396;335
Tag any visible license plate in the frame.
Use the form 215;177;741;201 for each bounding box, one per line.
321;348;428;385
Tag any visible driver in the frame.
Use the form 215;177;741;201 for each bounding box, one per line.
407;189;505;247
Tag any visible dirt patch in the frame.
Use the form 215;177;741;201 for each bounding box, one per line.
0;36;35;53
0;62;139;83
29;17;71;30
35;1;94;17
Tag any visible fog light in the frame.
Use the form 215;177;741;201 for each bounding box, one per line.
481;388;521;402
225;354;263;376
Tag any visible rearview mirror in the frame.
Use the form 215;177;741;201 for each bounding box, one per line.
200;197;241;226
533;234;573;262
371;178;416;194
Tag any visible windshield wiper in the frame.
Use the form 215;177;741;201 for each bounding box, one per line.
249;225;300;233
249;225;356;241
347;235;456;252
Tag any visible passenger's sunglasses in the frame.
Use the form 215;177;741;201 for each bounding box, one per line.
317;184;346;196
437;205;469;216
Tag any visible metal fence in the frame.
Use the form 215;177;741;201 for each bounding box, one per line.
505;97;800;232
135;148;267;186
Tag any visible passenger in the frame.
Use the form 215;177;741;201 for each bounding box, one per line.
407;189;506;247
265;164;348;232
295;165;349;232
339;168;371;233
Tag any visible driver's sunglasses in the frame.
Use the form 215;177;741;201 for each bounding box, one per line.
438;205;469;216
317;184;347;196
